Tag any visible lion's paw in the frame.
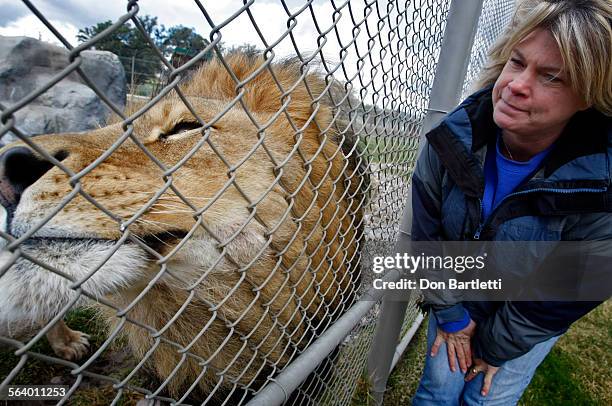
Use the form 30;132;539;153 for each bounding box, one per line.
46;321;90;361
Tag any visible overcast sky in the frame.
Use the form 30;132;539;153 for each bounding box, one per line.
0;0;450;109
0;0;361;59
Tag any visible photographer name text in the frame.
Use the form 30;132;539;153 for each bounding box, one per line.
373;278;502;290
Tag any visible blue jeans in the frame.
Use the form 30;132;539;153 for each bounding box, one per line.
413;314;559;405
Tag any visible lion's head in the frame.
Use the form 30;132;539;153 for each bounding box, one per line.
0;53;364;397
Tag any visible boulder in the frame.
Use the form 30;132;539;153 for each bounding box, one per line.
0;36;126;145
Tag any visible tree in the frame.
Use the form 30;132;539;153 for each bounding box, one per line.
77;16;211;87
163;25;210;57
77;21;131;56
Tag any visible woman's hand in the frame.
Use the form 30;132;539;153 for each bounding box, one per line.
430;319;476;373
464;358;500;396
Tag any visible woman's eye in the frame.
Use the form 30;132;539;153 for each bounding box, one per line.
509;58;524;68
539;73;564;85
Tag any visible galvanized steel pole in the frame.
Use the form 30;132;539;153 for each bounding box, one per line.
419;0;486;152
366;0;485;404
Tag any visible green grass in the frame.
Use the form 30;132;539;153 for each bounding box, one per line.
519;301;611;406
354;300;611;405
518;347;598;406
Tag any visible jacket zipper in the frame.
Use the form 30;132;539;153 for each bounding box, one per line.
473;198;484;240
472;186;607;240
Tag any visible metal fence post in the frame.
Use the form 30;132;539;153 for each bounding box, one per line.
366;189;412;406
366;0;484;404
419;0;486;151
130;55;136;95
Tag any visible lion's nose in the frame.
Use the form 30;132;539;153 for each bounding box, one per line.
0;147;67;209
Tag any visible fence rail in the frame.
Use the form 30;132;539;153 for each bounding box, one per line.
0;0;514;404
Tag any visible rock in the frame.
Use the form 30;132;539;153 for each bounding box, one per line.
49;376;64;385
0;36;126;145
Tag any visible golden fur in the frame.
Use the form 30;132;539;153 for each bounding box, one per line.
0;54;363;397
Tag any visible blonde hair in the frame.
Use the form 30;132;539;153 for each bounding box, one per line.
476;0;612;116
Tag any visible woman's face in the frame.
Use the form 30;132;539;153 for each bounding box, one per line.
492;28;588;139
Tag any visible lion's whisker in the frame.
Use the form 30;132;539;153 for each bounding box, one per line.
146;233;173;248
136;219;186;241
149;204;195;212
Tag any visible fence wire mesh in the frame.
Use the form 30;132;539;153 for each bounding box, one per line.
0;0;514;404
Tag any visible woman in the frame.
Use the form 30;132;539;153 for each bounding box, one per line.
411;0;611;404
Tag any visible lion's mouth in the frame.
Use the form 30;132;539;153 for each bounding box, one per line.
16;230;188;253
140;230;189;252
5;230;187;284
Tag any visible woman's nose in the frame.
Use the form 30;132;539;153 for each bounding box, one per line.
507;70;533;97
0;147;67;209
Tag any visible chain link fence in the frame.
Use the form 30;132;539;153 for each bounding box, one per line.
462;0;516;98
0;0;514;404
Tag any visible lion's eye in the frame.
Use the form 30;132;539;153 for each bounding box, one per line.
161;121;202;139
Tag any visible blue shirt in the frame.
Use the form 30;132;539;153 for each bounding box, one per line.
482;134;553;221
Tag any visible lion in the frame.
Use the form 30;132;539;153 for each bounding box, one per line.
0;53;365;399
